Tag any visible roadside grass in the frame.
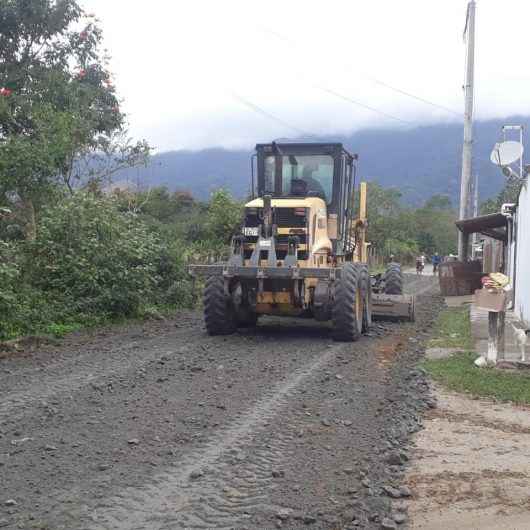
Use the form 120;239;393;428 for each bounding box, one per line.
44;322;85;338
428;307;473;350
423;351;530;405
1;302;186;346
423;306;530;406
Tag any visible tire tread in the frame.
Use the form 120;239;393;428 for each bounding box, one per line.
204;276;237;335
332;263;363;342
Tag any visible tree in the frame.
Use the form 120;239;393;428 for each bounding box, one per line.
0;0;149;238
424;194;452;210
364;183;408;259
362;182;458;260
205;189;243;244
480;174;522;215
413;197;457;256
416;231;435;254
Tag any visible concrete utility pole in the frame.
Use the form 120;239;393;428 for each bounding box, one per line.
458;0;476;261
471;173;479;259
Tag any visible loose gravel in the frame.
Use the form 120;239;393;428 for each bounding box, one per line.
0;275;442;530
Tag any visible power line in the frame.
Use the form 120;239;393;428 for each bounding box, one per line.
259;26;460;117
368;78;460;117
313;84;413;125
231;92;317;138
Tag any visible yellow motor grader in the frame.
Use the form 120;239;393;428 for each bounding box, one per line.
190;142;414;341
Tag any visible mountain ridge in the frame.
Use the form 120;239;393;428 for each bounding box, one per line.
116;116;530;205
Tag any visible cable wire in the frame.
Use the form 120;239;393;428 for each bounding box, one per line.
231;91;317;138
259;25;460;117
313;84;413;124
367;78;460;116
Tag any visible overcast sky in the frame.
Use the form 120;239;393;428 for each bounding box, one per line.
83;0;530;152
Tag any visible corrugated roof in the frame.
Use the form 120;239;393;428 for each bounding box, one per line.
455;213;508;241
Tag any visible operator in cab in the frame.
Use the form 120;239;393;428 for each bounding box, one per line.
301;164;326;199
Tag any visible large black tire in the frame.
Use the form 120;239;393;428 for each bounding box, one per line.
359;264;372;333
384;265;403;295
332;263;363;342
232;282;258;327
203;276;237;335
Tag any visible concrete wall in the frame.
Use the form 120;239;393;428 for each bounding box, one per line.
515;180;530;325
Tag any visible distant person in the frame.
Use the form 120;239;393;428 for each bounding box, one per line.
416;254;425;275
432;252;441;274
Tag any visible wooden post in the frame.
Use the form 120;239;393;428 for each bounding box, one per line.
358;182;368;263
487;310;505;364
497;311;505;361
461;232;470;262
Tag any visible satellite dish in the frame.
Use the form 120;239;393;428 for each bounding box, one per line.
490;141;524;166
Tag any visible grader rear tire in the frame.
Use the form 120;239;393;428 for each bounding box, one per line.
203;276;237;335
384;265;403;295
332;263;363;342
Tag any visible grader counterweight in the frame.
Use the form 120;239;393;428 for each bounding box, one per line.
190;142;414;340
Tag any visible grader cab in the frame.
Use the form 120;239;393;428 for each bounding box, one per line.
190;142;414;341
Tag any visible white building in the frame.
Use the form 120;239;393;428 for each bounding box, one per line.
514;180;530;325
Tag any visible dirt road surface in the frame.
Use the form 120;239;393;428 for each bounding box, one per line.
0;275;440;530
405;385;530;530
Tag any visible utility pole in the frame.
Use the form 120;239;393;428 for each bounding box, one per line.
458;0;476;261
471;173;479;259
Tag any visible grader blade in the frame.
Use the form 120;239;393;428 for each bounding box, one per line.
371;293;415;322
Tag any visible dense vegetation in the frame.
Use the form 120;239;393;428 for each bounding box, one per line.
366;184;457;261
0;1;238;339
0;187;239;339
480;174;523;214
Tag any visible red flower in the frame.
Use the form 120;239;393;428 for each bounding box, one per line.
0;87;12;97
112;106;120;113
80;31;88;40
77;69;87;79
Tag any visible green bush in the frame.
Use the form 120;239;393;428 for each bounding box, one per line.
155;238;195;308
25;193;164;318
0;192;195;339
0;241;23;338
204;189;243;245
0;240;57;339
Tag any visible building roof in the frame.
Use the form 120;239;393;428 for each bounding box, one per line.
455;213;508;241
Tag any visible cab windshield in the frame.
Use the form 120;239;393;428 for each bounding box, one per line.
263;155;334;203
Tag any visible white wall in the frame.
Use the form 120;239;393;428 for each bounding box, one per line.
515;180;530;325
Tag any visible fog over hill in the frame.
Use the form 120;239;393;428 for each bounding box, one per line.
116;117;530;205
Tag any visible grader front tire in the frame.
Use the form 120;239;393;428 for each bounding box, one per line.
332;263;363;342
203;276;237;335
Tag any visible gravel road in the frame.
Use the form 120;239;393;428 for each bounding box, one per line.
0;275;441;530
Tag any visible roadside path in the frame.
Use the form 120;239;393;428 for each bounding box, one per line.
405;385;530;530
